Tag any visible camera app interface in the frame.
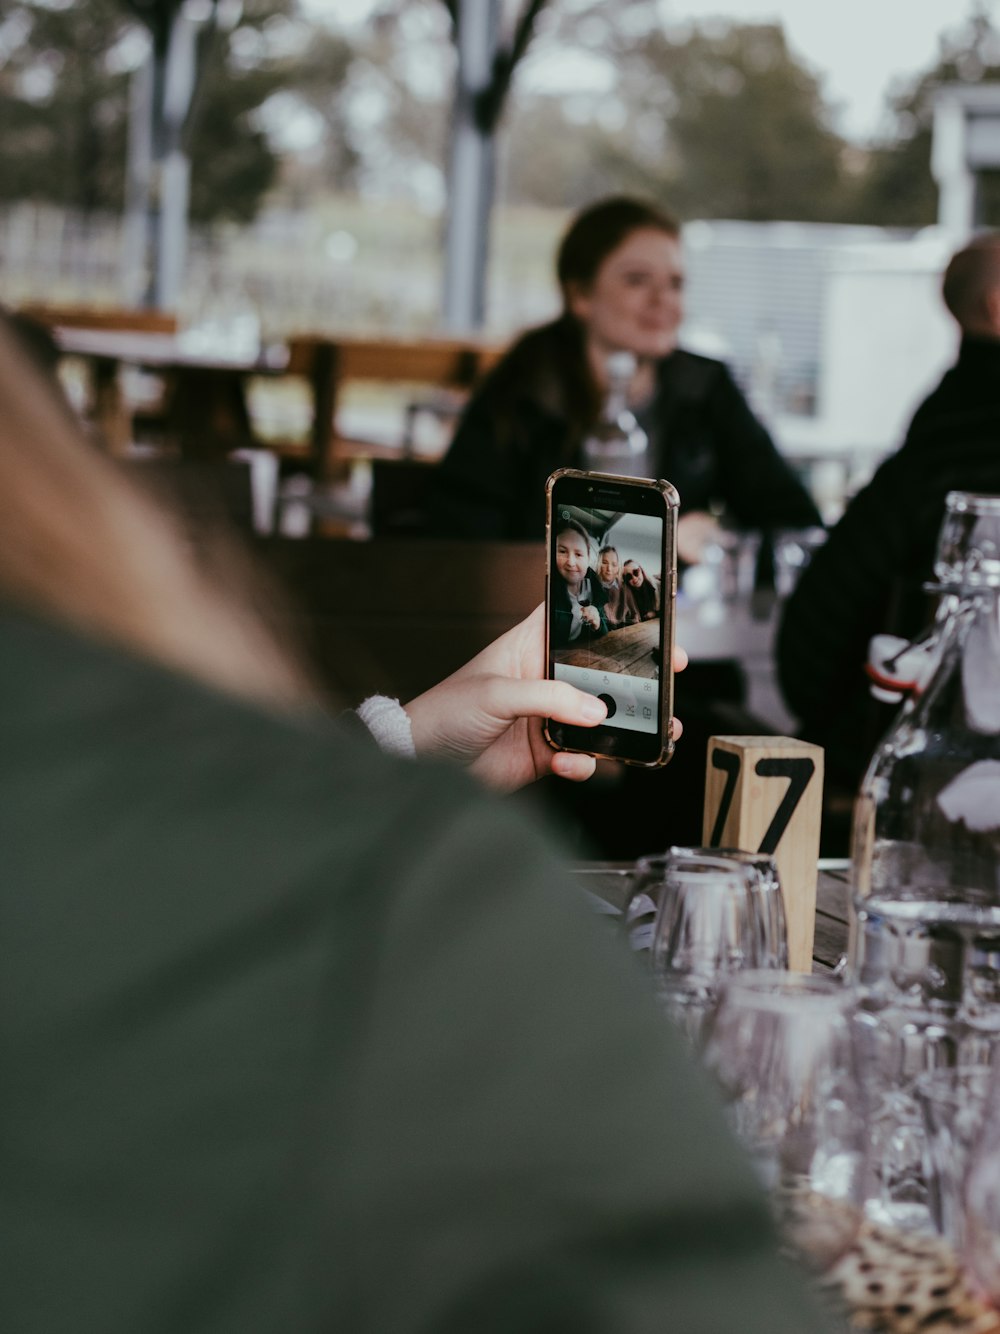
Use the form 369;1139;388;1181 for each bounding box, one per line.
550;505;664;734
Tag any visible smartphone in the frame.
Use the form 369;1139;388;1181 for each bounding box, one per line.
544;468;679;767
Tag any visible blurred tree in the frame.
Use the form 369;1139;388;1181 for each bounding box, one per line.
851;11;1000;227
501;7;851;221
274;26;358;194
0;0;131;212
638;22;849;221
0;0;345;222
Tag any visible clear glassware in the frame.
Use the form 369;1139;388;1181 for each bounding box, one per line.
702;971;869;1271
621;852;671;955
623;847;786;964
648;849;786;1041
854;1008;958;1235
850;492;1000;1018
916;1064;992;1250
934;491;1000;588
581;350;649;476
962;1060;1000;1299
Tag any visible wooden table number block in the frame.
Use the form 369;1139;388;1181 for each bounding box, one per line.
702;736;824;972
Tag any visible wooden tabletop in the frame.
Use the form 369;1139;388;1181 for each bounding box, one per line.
552;620;660;679
54;325;285;373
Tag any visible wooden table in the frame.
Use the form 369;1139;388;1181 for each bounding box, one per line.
552;620;659;678
54;326;286;458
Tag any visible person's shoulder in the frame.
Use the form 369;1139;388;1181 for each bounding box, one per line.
0;604;423;820
657;347;733;401
462;319;569;426
0;604;532;903
482;320;562;380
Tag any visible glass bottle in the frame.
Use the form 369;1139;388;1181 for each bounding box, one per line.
850;493;1000;1015
581;350;649;477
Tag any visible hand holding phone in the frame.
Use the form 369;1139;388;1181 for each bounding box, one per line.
545;468;679;768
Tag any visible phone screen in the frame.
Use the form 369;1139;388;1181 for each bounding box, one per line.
546;471;677;766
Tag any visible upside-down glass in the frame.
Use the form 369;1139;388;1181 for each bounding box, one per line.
702;972;869;1271
855;1007;963;1235
621;852;672;955
916;1064;992;1250
649;849;787;1041
962;1059;1000;1300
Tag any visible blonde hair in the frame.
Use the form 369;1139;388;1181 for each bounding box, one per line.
0;325;316;710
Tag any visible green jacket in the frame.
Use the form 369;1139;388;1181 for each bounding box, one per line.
0;606;827;1333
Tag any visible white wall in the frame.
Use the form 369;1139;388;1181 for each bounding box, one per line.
815;236;959;455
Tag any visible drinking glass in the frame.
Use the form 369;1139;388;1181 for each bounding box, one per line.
854;1007;962;1234
621;852;671;955
916;1065;992;1250
650;849;787;1042
963;1060;1000;1302
934;491;1000;587
702;971;868;1271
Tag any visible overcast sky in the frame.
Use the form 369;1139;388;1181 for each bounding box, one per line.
660;0;998;140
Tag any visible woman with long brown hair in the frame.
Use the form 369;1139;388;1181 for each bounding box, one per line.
0;327;822;1334
429;195;820;557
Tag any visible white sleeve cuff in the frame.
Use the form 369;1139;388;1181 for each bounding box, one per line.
356;695;416;759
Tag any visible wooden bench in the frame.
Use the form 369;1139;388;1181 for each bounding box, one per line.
283;334;503;479
257;536;543;703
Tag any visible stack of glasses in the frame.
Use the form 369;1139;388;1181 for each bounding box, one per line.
578;493;1000;1311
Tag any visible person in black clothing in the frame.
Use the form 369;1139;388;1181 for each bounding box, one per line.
622;559;659;621
428;196;821;557
777;231;1000;810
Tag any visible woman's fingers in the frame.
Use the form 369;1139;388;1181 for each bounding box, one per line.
549;750;598;782
673;644;689;672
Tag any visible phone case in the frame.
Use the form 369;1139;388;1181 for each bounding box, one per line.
544;468;679;768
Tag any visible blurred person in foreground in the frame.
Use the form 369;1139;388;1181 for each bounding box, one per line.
777;231;1000;814
428;195;821;559
0;326;826;1332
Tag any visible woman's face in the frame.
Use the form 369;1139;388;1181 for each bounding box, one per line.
624;562;644;589
597;550;619;583
556;529;590;590
568;227;684;361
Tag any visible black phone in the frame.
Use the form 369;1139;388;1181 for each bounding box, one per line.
544;468;679;767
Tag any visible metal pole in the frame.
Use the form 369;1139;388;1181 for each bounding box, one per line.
442;0;500;332
122;49;154;305
153;6;198;309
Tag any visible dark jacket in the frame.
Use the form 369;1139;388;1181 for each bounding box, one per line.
550;566;609;648
429;320;822;540
777;336;1000;787
0;605;829;1334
